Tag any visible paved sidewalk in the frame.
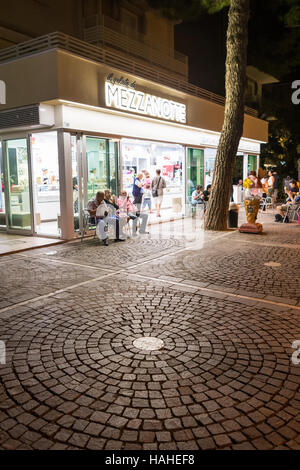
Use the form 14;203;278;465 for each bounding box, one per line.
0;233;64;256
0;216;299;450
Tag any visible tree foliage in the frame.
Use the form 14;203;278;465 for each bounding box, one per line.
146;0;229;21
260;82;300;179
248;0;300;79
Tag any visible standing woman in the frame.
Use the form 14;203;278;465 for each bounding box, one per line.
267;170;275;200
151;169;166;217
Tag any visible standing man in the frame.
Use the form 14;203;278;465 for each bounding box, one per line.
151;169;166;217
132;173;144;206
267;170;275;199
132;174;149;235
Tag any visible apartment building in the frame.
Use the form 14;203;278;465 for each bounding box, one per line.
0;0;267;239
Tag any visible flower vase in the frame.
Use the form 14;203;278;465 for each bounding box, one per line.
239;195;263;234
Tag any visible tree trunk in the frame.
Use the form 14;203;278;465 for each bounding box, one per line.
205;0;250;231
298;158;300;182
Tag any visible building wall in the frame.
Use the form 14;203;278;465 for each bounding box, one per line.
0;0;175;54
144;10;174;51
0;0;83;47
0;49;268;142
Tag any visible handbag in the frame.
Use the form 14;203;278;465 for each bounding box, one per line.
152;177;161;198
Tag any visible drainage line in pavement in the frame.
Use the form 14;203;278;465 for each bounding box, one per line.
0;270;124;317
130;273;300;313
3;229;296;318
16;253;115;272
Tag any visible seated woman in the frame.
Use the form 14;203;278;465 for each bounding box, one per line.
117;191;137;219
104;189;126;240
117;191;149;236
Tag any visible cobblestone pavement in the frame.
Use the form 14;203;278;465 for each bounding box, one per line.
21;236;186;269
0;219;300;450
136;243;300;305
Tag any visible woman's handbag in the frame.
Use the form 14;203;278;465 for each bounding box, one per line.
152;177;161;198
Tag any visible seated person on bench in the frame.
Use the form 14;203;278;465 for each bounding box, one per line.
191;185;204;206
117;191;149;236
104;189;126;239
276;190;300;220
87;191;124;245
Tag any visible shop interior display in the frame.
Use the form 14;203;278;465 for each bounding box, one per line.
121;139;184;211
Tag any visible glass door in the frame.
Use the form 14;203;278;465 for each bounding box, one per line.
85;136;119;203
86;136;119;201
248;155;258;174
72;135;120;235
0;143;6;229
187;148;204;200
3;138;33;233
72;134;83;234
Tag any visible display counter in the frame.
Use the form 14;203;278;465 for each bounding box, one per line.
35;185;60;221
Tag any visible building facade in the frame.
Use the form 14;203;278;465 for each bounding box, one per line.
0;3;267;240
0;0;186;80
0;33;267;240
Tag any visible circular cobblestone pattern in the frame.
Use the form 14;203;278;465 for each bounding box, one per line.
0;279;299;450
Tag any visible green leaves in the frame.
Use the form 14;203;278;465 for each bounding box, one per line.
285;5;300;27
146;0;229;21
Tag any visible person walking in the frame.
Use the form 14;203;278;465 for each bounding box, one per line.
143;171;152;189
151;169;166;217
132;173;144;207
142;184;153;213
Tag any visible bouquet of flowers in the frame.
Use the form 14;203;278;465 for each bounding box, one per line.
243;177;252;189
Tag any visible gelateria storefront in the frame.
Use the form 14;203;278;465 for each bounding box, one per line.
0;127;262;240
0;46;268;240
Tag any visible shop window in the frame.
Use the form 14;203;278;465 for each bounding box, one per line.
121;139;184;215
32;132;60;236
204;148;217;188
233;154;244;184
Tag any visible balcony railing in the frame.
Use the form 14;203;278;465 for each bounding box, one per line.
0;32;258;118
83;14;188;78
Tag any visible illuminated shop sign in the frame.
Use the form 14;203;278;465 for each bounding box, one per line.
105;81;186;124
106;73;136;89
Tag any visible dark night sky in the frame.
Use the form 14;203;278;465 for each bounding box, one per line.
174;2;300;98
175;10;228;97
